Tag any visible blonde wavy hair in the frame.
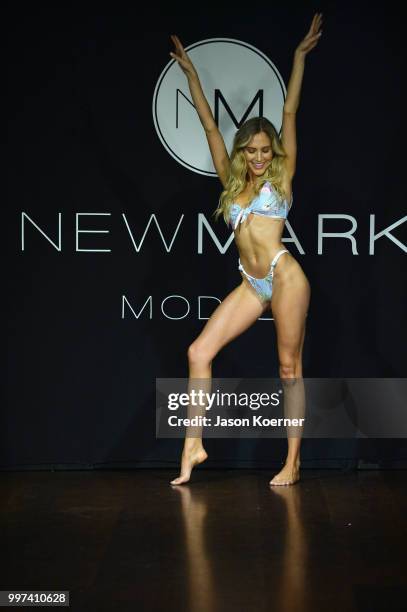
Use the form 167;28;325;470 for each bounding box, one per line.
213;116;289;224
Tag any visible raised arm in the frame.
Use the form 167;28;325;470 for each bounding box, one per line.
281;13;323;179
170;35;230;188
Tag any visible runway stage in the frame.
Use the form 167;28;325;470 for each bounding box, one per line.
2;469;406;611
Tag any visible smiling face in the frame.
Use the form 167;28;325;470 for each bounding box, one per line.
243;131;273;181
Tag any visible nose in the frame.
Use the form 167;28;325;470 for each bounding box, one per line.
256;152;262;161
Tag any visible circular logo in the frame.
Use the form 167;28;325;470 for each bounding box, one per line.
152;38;287;176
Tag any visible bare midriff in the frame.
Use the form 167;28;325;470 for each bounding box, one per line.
234;214;287;278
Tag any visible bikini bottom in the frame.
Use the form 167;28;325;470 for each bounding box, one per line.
238;249;290;303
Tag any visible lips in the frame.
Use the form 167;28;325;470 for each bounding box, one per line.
253;163;264;168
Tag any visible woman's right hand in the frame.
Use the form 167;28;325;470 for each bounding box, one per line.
170;35;197;79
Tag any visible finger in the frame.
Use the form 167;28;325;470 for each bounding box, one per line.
171;35;182;54
305;34;321;46
301;34;321;51
311;13;319;27
312;13;323;34
174;35;185;53
170;34;181;52
307;31;322;41
305;31;321;42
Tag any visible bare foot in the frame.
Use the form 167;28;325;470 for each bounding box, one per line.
170;445;208;485
269;461;300;486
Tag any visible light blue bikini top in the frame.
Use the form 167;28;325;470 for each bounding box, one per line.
228;181;293;230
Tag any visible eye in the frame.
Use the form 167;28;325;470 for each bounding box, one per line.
246;148;271;153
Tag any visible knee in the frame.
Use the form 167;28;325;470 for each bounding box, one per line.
279;356;302;380
187;341;213;367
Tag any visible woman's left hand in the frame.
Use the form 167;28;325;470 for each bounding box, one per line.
295;12;323;56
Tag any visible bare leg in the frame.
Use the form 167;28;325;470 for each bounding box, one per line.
269;256;310;486
170;280;267;485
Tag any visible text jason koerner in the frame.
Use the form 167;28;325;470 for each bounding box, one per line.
168;415;305;427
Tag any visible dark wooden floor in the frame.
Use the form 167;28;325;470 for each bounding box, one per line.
2;469;407;612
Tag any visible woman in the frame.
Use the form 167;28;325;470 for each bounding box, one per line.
169;13;323;486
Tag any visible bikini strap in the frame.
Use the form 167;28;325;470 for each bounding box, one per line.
271;249;289;268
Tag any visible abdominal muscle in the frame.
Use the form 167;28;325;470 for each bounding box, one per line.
235;214;301;282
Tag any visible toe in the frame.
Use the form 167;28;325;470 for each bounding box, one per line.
170;475;188;485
